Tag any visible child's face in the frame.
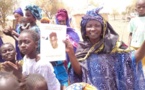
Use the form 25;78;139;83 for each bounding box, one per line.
25;10;36;23
1;44;16;62
18;33;37;55
136;0;145;16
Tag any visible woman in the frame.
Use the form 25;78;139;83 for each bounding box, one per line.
10;5;42;53
65;7;145;90
52;9;80;90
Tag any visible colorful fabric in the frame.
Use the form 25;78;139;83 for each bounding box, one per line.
40;17;50;23
66;82;97;90
51;61;68;86
14;7;23;16
25;5;42;20
0;38;3;62
15;24;23;60
68;7;145;90
55;9;70;27
69;52;145;90
56;9;68;20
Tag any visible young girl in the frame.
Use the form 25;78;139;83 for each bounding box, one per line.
2;30;60;90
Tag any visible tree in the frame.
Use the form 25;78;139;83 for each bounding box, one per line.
111;8;119;20
125;0;136;15
0;0;17;28
34;0;66;18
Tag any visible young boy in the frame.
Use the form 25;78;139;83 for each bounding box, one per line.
0;71;20;90
0;43;23;71
25;74;48;90
128;0;145;71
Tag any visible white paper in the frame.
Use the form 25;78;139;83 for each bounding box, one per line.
40;24;66;61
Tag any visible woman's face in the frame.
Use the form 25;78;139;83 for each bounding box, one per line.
14;13;22;23
1;44;16;62
25;10;36;23
18;33;37;56
85;20;102;41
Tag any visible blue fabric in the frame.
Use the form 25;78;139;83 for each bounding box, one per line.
52;28;80;86
25;5;42;20
15;25;23;60
69;52;145;90
0;38;4;62
14;8;23;16
52;61;68;86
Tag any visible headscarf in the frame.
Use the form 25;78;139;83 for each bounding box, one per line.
25;5;42;20
76;7;130;61
40;17;50;23
14;8;23;16
55;9;70;26
65;82;97;90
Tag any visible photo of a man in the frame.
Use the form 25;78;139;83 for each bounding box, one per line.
49;32;58;49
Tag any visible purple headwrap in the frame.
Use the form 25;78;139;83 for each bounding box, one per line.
55;9;70;27
14;8;23;16
76;7;120;60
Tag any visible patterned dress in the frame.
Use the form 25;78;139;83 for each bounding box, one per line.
69;52;145;90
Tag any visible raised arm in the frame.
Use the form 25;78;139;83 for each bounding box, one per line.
135;40;145;62
64;40;82;76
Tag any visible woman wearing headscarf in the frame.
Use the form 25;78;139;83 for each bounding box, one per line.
51;9;80;90
65;7;145;90
3;7;24;61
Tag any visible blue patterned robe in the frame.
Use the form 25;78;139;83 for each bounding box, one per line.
69;52;145;90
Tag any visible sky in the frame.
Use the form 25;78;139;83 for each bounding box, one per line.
19;0;133;13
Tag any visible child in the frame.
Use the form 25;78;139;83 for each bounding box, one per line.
0;71;21;90
2;30;60;90
128;0;145;71
25;74;48;90
0;43;23;71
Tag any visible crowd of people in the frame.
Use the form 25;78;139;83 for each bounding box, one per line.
0;0;145;90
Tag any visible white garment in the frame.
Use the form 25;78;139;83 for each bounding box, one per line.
22;56;60;90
